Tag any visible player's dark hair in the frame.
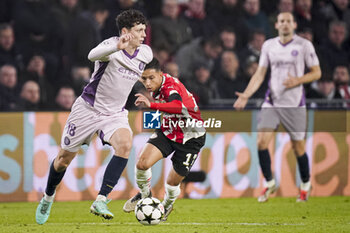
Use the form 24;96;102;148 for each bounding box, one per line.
116;9;147;32
144;58;161;71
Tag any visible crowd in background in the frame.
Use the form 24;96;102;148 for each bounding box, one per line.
0;0;350;111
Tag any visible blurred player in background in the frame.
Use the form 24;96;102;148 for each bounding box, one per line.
35;9;152;224
234;12;321;202
122;58;206;221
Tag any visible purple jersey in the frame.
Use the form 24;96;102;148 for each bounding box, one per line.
259;35;319;107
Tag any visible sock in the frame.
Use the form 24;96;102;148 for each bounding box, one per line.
44;192;55;202
300;180;311;191
267;179;276;188
96;194;107;202
162;183;180;209
45;160;66;196
297;153;310;183
258;149;273;181
136;168;152;198
98;155;128;196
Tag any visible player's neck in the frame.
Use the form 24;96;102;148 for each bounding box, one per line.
279;34;294;44
124;46;137;55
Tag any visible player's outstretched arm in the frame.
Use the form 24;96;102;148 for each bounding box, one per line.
233;66;267;110
88;34;134;62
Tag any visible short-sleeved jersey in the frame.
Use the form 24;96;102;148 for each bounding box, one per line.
259;35;319;107
152;73;205;144
82;37;153;115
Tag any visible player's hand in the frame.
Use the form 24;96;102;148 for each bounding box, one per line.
117;33;134;50
233;92;249;110
135;93;151;108
283;73;300;89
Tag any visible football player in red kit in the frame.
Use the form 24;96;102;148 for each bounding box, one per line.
123;58;206;221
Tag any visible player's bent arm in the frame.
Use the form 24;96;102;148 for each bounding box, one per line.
88;40;118;62
150;100;182;114
242;66;267;98
297;65;322;84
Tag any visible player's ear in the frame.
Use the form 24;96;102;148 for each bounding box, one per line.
120;27;129;35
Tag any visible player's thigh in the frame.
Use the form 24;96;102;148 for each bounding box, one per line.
171;135;206;177
99;111;133;158
278;107;306;141
257;130;275;150
146;129;174;158
257;107;280;133
137;143;164;170
61;97;98;152
109;128;133;158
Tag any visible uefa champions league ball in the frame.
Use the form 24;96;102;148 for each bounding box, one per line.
135;197;164;225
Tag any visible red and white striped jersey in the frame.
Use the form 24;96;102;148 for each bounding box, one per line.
150;73;206;144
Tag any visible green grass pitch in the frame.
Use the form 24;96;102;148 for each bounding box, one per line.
1;197;349;233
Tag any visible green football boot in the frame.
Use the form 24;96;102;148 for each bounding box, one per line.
90;199;114;220
35;197;54;225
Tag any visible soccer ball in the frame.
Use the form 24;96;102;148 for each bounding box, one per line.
135;197;164;225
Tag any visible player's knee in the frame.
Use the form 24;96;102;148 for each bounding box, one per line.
291;141;305;156
136;157;151;170
257;138;269;150
113;139;132;157
292;145;304;156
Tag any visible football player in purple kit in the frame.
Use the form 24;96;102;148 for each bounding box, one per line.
234;12;321;202
35;9;153;224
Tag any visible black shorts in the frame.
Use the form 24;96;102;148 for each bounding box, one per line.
147;129;206;177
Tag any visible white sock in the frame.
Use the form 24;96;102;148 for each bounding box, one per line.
162;183;180;209
96;194;107;202
300;181;311;191
44;192;55;202
267;179;276;188
136;168;152;198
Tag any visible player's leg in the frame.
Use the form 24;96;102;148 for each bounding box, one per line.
162;134;206;221
136;143;164;197
36;149;77;224
161;168;184;221
256;107;280;202
123;143;165;212
257;130;277;202
123;129;173;212
279;107;310;201
36;97;96;224
91;128;132;219
291;139;311;202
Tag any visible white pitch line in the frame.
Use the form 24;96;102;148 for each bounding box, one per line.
20;222;305;227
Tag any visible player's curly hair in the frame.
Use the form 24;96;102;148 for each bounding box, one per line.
116;9;147;32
